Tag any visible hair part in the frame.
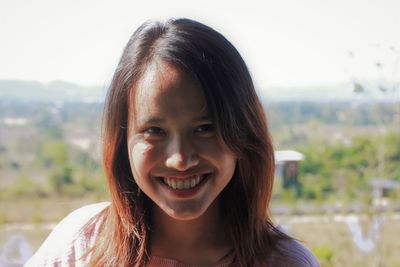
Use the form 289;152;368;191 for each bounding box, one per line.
87;18;288;267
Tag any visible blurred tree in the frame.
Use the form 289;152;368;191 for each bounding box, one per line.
38;141;68;168
49;165;74;195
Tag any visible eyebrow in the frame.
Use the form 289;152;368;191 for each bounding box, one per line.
193;114;212;121
139;114;212;125
140;116;165;125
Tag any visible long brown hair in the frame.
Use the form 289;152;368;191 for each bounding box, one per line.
87;18;287;267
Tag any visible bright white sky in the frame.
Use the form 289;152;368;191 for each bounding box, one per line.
1;0;399;90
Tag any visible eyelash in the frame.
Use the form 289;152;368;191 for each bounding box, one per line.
143;127;165;135
142;124;214;137
195;124;214;133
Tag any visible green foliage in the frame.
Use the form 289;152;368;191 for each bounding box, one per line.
266;101;398;129
297;133;400;203
49;165;74;195
79;174;106;194
0;176;47;200
9;161;20;170
312;245;334;267
38;141;68;168
280;188;298;203
384;133;400;181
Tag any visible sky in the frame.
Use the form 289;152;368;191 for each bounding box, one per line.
1;0;400;91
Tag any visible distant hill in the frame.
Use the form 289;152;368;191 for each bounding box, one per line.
262;82;399;102
0;79;398;103
262;83;354;102
0;80;106;102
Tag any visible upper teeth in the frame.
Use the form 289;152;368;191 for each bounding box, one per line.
163;175;204;190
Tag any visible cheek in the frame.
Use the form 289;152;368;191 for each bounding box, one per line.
129;141;161;177
197;139;234;159
219;150;237;178
197;139;237;173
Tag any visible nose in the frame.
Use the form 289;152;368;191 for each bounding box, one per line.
165;136;199;171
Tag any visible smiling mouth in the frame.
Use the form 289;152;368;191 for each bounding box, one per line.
160;174;209;190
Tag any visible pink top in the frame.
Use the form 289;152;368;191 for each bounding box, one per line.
148;256;233;267
24;202;319;267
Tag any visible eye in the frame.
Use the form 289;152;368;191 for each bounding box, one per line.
144;127;165;136
195;124;215;135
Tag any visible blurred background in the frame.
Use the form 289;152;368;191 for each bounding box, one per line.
0;0;399;266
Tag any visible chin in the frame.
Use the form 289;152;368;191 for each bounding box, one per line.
159;199;214;221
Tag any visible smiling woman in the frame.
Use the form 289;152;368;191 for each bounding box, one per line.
24;18;319;267
128;61;237;221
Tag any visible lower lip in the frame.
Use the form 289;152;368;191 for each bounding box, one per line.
160;175;209;198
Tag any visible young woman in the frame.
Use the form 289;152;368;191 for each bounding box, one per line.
25;18;319;267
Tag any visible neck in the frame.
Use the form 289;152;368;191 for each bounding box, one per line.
150;200;232;264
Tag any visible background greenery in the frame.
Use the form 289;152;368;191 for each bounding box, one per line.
0;81;399;266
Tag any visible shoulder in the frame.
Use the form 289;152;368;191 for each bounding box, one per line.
276;238;320;267
24;202;110;267
255;232;320;267
258;237;320;267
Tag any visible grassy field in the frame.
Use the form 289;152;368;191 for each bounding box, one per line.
1;199;399;267
284;218;400;267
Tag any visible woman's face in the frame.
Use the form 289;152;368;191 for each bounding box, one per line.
127;60;236;221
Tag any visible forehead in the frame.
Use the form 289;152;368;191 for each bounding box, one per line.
132;61;208;122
